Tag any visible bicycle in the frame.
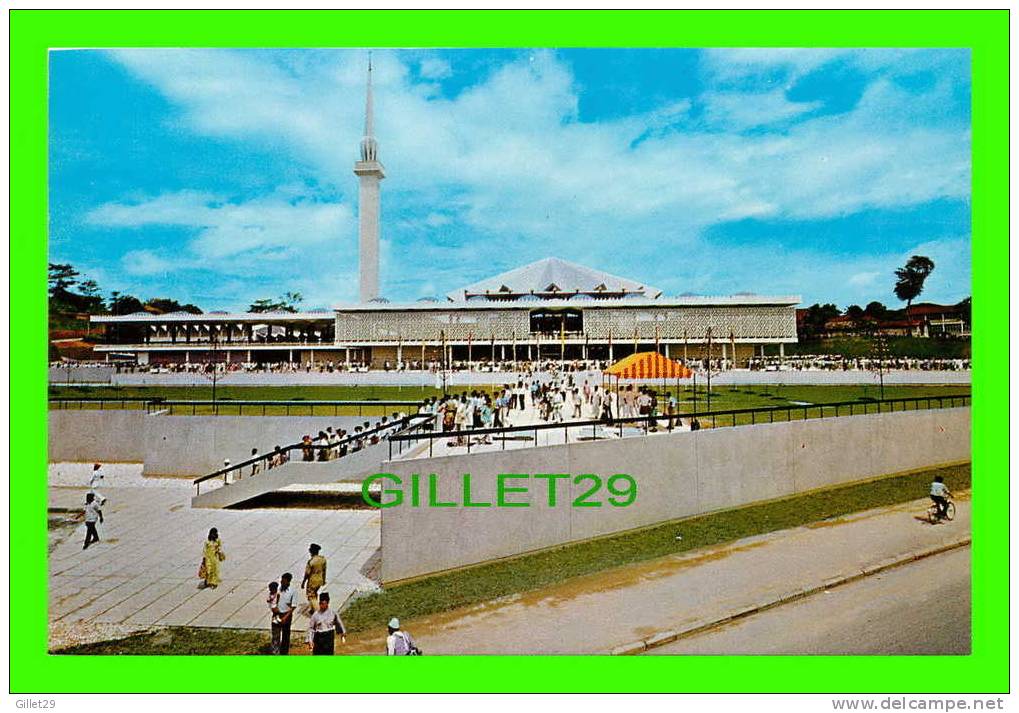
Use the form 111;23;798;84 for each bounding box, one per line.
927;497;956;524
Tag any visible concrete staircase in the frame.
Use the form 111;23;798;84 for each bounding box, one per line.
189;415;433;509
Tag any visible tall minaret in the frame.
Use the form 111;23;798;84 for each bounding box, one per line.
355;54;385;303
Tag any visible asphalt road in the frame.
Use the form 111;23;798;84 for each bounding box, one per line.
647;545;971;655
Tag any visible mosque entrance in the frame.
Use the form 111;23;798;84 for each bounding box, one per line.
529;308;583;335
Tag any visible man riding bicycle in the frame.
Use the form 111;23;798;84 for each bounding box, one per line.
930;475;952;520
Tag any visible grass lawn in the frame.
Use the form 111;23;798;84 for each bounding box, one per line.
54;462;969;654
48;383;969;417
54;627;272;655
48;384;448;416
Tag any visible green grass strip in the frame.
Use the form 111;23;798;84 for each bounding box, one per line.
340;462;970;633
55;626;271;655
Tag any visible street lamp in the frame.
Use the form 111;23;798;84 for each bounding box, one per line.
706;327;713;414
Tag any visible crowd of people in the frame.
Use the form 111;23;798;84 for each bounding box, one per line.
221;538;417;655
747;355;971;372
224;412;413;481
409;375;697;449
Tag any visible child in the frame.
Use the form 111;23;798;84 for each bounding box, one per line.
267;581;282;654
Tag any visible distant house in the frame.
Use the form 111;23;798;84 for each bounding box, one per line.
818;303;969;338
908;303;971;337
822;315;921;337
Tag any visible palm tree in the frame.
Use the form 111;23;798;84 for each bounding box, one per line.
894;256;935;336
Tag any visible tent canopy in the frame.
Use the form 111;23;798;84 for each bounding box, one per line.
603;351;694;380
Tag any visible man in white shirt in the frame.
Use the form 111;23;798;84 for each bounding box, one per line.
88;463;107;506
306;592;346;655
83;493;103;550
386;617;419;655
276;572;299;655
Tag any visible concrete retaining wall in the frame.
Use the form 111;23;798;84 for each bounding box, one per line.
379;407;971;582
142;415;369;477
48;411;368;476
49;366;115;384
48;410;148;462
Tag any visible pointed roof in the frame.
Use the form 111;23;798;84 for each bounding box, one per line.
604;351;694;380
449;257;660;301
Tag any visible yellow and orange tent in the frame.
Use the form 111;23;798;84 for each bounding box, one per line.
603;351;693;380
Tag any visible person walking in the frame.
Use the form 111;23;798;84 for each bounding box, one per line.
88;463;107;506
199;527;225;589
276;572;298;654
301;544;327;613
306;592;346;655
82;492;103;550
267;581;283;654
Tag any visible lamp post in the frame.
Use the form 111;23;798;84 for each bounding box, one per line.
693;370;698;413
440;329;448;396
211;326;221;410
706;327;713;414
872;331;888;401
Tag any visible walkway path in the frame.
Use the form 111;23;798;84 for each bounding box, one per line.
342;494;971;655
48;464;379;645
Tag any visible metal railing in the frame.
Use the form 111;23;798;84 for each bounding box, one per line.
48;397;422;416
192;413;434;495
151;399;422;416
48;397;157;411
387;394;971;459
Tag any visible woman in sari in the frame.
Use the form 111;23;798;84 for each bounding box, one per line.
201;527;225;588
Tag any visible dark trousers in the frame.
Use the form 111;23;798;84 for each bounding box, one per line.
280;618;293;654
932;495;949;517
83;522;100;549
312;629;335;655
270;622;283;654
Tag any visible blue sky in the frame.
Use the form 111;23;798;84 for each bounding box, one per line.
49;48;971;311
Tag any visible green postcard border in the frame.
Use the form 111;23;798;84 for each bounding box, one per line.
11;9;1008;693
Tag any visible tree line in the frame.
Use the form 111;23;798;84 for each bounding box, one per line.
48;263;304;316
798;255;970;339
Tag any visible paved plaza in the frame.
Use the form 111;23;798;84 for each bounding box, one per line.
48;464;380;645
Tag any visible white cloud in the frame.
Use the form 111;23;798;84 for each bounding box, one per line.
121;249;181;276
418;57;452;80
847;271;879;288
700;88;822;129
94;48;970;305
700;48;848;83
87;188;354;274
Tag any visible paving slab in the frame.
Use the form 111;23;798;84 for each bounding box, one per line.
49;469;380;642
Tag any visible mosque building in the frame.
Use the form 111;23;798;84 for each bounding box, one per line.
92;60;799;368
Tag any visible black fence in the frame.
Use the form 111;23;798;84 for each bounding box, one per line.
387;394;972;459
49;398;423;417
48;397;154;411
